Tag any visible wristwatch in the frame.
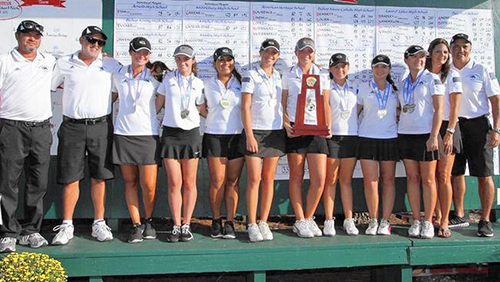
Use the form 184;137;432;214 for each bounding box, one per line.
492;128;500;134
446;128;455;134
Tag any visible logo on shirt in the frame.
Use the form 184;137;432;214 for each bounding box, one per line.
467;73;482;81
242;77;250;83
452;77;461;83
40;66;49;72
434;79;443;85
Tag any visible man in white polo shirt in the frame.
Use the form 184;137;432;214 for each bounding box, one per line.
450;33;500;237
0;20;55;253
50;26;121;245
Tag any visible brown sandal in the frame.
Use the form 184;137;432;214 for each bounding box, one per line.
438;227;452;238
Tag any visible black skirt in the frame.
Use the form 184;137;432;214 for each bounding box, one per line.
202;133;243;160
439;121;463;154
326;135;358;159
113;135;160;165
160;126;202;159
356;137;399;161
399;134;439;162
238;129;286;158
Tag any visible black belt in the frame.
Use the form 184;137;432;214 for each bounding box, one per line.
63;115;109;125
459;115;488;122
0;118;50;127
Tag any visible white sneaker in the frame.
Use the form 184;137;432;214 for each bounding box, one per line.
293;219;314;238
408;220;421;238
258;222;273;241
323;219;336;237
248;223;263;242
18;233;48;248
365;218;378;235
52;224;74;245
343;218;359;236
306;217;322;237
420;221;434;239
377;219;391;235
91;222;113;242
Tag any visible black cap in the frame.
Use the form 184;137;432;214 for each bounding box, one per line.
174;44;195;58
213;47;234;61
329;53;349;67
129;37;151;52
371;54;391;67
260;39;280;52
295;37;315;52
16;20;44;36
404;45;426;59
81;26;107;40
450;33;471;45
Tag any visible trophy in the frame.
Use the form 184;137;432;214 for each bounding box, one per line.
292;74;329;136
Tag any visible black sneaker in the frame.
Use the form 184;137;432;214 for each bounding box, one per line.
223;221;236;239
168;225;181;243
143;218;157;240
448;213;469;229
477;220;494;237
181;224;194;242
211;218;223;238
128;224;144;243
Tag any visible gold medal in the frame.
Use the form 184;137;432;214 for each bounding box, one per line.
340;111;350;120
377;109;387;119
220;99;230;109
181;110;190;119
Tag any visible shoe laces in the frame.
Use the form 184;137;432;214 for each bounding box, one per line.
53;224;72;232
94;224;111;233
1;237;14;243
368;219;378;228
296;219;308;229
29;233;45;241
172;225;181;235
181;224;191;232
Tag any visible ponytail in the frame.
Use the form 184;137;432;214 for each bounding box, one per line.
232;68;242;84
191;59;198;77
386;73;398;91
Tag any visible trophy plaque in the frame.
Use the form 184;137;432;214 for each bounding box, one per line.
292;74;329;136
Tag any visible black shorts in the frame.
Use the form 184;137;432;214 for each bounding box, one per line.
356;137;399;161
239;129;286;158
113;135;160;165
439;120;463;154
399;134;439;162
286;134;328;155
57;117;114;184
160;126;202;159
326;135;357;159
452;116;493;177
202;133;243;160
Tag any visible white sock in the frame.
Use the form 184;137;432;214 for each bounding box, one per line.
62;220;73;226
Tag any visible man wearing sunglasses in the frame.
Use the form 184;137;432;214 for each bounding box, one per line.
50;26;121;245
0;20;56;253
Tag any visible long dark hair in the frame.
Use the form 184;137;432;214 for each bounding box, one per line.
386;73;398;92
146;61;171;82
213;57;242;84
425;38;451;82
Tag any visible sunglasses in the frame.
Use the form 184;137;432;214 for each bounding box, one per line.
85;36;106;47
20;21;44;33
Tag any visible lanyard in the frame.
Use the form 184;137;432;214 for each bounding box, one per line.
333;81;349;111
176;70;193;111
256;66;278;99
371;80;391;110
403;70;424;105
216;75;235;101
127;66;147;105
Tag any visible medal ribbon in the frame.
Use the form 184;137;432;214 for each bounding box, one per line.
127;65;147;107
176;70;193;112
403;70;424;105
216;75;235;102
371;80;391;110
333;81;349;111
256;66;278;100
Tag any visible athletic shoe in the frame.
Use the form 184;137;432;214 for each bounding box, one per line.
211;218;223;238
0;237;16;253
91;221;113;242
408;220;421;238
449;213;470;229
420;221;434;239
18;233;48;248
258;221;273;241
343;218;359;236
477;220;494;237
51;224;74;245
248;223;263;242
293;219;314;238
181;224;194;242
323;219;336;237
377;219;392;235
223;221;236;239
168;225;181;242
143;218;157;240
365;218;378;235
128;224;144;243
306;217;323;237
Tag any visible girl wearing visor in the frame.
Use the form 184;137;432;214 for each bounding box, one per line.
156;44;204;242
322;53;359;236
111;37;159;243
357;55;399;236
399;45;444;239
282;37;331;238
199;47;244;239
239;39;285;242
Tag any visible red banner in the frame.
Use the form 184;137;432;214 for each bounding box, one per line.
21;0;66;8
334;0;357;3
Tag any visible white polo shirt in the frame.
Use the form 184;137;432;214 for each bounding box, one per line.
0;49;55;121
51;52;121;119
398;69;445;134
329;80;358;136
357;80;399;139
157;70;204;130
442;69;463;121
202;75;243;135
451;59;500;119
112;66;160;136
282;64;329;124
241;65;283;130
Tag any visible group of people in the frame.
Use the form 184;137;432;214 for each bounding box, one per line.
0;19;498;253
